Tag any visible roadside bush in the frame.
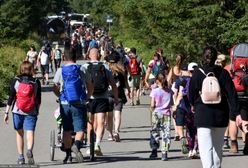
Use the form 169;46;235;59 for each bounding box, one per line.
0;46;25;102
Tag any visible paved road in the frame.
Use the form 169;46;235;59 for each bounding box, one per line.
0;60;247;168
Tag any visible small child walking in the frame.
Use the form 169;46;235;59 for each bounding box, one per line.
149;72;173;161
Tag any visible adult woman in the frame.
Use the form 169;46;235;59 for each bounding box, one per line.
189;46;240;168
105;53;129;142
26;45;38;69
167;53;185;141
4;61;41;165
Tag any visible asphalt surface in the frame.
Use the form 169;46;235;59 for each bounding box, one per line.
0;60;247;168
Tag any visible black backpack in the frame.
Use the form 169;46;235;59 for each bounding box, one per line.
88;62;109;94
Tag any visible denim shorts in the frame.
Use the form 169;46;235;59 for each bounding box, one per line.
60;104;87;132
13;113;38;131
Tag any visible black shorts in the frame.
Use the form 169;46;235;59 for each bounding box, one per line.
41;64;49;75
87;98;109;113
108;97;123;112
240;101;248;121
230;100;248;121
175;107;186;126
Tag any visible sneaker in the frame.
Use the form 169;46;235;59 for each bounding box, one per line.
26;151;35;165
161;152;168;161
108;134;114;141
136;100;140;105
63;155;72;164
191;149;198;159
223;139;230;149
113;132;120;142
86;148;91;155
130;102;135;106
243;133;248;155
71;144;84;163
17;157;25;165
149;149;158;159
94;145;103;156
188;150;193;158
229;140;238;153
174;135;180;141
180;137;189;154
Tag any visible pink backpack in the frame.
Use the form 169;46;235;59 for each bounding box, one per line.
199;68;221;104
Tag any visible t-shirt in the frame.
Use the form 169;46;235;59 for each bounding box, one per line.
53;63;91;104
83;61;113;99
27;51;38;64
150;87;173;116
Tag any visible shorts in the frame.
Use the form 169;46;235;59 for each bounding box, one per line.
13;113;37;131
41;64;49;75
229;100;248;121
60;104;87;132
240;101;248;121
128;75;141;89
175;107;186;126
87;98;109;113
108;97;123;112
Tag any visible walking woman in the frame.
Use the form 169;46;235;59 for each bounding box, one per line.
189;46;240;168
4;61;41;165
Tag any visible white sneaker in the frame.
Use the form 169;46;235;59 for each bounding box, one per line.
192;149;198;159
86;148;90;155
188;150;193;158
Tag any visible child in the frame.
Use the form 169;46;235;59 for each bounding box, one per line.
149;72;173;161
4;61;41;165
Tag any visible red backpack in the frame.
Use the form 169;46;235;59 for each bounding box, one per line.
129;57;139;75
16;77;37;113
230;43;248;94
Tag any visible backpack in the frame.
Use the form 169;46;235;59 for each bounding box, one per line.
88;62;109;94
199;68;221;104
61;64;86;103
16;77;37;113
230;43;248;94
129;57;139;75
151;60;164;77
40;50;49;65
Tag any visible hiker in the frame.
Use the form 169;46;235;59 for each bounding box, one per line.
149;72;173;161
53;44;62;72
84;48;118;156
189;46;240;168
37;46;50;85
4;61;41;165
105;53;130;142
53;49;93;163
26;45;38;70
128;47;144;106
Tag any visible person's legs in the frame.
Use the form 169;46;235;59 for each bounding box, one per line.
95;112;105;156
114;110;121;133
160;115;171;161
229;120;238;153
16;129;24;158
106;111;113;140
150;111;160;159
197;127;213;168
223;125;230;149
212;127;225;168
175;108;187;154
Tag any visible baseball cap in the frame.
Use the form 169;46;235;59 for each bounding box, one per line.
180;64;188;71
188;62;198;71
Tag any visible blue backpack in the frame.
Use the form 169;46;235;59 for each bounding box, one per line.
90;39;99;49
61;64;86;103
151;61;164;77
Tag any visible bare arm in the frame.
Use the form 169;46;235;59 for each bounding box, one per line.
109;78;119;103
145;67;152;88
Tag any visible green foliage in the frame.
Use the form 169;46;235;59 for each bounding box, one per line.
0;46;26;102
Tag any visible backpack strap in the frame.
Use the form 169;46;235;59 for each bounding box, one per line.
199;68;215;77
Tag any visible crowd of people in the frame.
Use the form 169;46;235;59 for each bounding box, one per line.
3;25;248;168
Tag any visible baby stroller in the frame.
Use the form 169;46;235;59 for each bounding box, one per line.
230;43;248;99
50;106;95;162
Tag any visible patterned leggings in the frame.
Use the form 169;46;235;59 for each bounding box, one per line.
150;112;171;152
185;112;198;151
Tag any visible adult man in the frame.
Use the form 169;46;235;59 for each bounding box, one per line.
84;48;118;156
128;48;144;105
53;49;93;163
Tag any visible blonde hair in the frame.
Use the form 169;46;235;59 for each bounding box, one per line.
19;61;34;76
107;62;125;76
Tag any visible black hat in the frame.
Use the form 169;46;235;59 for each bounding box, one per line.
105;51;120;63
180;64;188;71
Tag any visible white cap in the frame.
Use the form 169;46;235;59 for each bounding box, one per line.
188;62;198;71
